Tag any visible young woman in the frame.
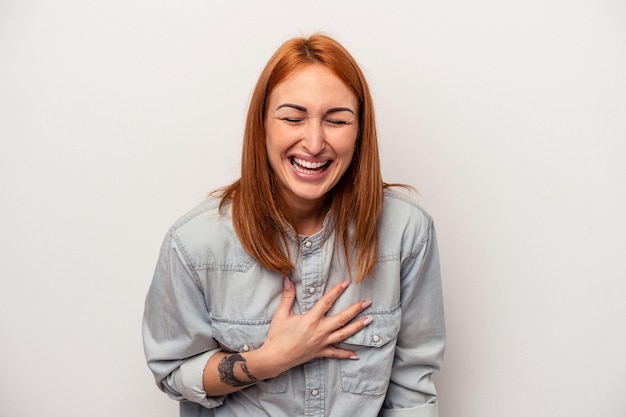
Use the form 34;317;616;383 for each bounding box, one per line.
143;33;445;417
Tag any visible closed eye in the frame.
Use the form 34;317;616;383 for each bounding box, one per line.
280;117;304;124
325;119;350;126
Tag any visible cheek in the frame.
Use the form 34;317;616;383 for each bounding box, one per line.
265;141;282;171
264;127;282;159
265;124;299;152
264;130;293;174
335;133;358;161
342;149;356;169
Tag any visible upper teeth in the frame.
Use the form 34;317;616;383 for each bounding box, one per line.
293;157;328;169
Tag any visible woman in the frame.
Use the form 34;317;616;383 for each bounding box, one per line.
143;33;445;417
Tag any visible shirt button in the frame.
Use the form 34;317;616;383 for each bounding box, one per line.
308;287;316;294
372;335;381;343
241;345;250;352
311;389;319;396
304;241;312;248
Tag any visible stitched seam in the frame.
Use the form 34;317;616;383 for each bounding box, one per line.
193;258;255;272
212;317;273;326
383;189;433;221
170;228;204;290
171;200;220;230
354;302;401;319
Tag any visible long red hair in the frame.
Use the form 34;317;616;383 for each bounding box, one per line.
219;33;384;282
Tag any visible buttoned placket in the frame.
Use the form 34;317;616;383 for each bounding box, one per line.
301;236;325;417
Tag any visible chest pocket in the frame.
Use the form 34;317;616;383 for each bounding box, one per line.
211;317;288;394
337;305;402;396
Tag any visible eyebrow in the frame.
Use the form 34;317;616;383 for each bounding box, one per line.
276;103;355;115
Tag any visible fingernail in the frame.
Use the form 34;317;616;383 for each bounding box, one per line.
349;355;359;360
283;277;291;290
363;317;373;326
341;279;351;289
361;300;373;309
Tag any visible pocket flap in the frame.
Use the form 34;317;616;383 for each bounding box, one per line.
211;317;270;352
341;304;401;348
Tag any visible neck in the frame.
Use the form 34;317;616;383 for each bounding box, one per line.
287;198;330;236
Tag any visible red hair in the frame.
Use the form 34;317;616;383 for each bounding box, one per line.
219;33;384;282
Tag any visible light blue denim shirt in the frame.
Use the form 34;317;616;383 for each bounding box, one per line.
143;186;445;417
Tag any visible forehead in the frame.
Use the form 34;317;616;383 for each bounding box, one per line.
268;65;358;109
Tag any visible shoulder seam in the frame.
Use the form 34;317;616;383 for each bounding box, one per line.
172;198;222;230
383;188;434;225
169;228;204;290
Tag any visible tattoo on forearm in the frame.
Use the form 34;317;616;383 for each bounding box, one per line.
218;353;259;387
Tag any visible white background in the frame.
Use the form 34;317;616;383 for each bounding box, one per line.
1;1;625;416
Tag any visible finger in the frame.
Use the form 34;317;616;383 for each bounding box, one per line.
274;277;296;319
328;299;372;329
311;279;351;316
319;345;360;360
327;315;373;345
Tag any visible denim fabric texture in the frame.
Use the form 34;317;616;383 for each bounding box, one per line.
143;186;445;417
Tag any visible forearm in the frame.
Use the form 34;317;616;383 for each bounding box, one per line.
202;347;284;396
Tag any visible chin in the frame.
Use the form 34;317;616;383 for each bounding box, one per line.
291;187;332;203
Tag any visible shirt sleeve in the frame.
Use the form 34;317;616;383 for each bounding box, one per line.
142;229;225;409
381;219;446;417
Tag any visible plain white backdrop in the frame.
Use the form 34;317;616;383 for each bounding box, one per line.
1;1;625;416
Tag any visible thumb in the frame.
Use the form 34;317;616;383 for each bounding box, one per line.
275;276;296;318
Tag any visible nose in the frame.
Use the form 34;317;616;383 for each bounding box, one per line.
301;119;326;155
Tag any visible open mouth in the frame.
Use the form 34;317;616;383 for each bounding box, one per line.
290;157;331;175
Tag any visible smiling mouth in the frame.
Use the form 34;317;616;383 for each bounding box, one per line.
290;157;331;175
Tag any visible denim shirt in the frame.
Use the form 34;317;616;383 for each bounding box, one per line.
143;186;445;417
